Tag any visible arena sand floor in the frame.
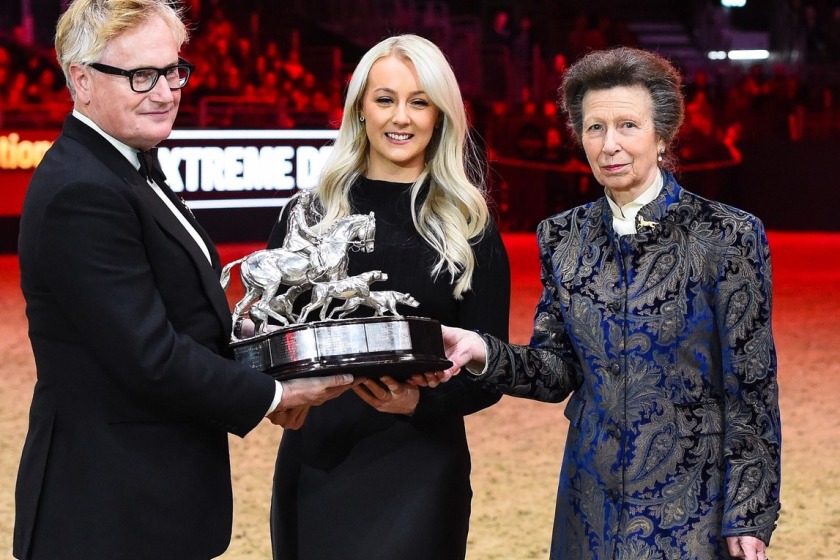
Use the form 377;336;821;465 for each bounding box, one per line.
1;231;838;559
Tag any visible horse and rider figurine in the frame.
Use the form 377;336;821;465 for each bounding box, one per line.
220;191;419;341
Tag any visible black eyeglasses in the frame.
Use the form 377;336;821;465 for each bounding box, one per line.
88;57;194;93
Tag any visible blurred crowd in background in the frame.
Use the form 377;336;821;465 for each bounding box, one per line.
2;0;840;227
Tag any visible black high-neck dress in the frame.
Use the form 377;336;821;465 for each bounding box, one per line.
267;177;511;560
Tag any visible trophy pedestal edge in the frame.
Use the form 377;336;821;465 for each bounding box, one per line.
230;316;452;380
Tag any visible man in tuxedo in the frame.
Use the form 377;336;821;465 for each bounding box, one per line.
13;1;353;558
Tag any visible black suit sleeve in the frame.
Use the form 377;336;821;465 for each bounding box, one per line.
36;178;274;435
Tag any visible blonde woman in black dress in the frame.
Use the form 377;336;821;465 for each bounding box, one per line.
267;34;511;560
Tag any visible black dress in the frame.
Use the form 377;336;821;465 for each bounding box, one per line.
267;177;511;560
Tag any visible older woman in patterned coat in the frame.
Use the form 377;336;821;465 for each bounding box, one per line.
431;47;780;560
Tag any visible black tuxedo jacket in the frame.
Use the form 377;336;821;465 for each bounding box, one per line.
14;115;276;559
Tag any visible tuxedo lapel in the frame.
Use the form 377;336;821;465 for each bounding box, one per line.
146;170;223;271
126;175;230;328
62;116;230;329
139;147;222;271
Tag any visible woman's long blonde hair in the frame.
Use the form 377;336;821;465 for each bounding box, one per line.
314;34;489;298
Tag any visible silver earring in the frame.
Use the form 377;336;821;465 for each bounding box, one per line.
359;115;365;122
658;150;664;162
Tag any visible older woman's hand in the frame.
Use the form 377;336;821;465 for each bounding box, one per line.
726;536;768;560
409;326;488;387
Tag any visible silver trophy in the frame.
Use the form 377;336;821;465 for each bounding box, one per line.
220;192;451;381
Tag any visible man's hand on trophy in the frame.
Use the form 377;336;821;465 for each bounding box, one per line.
277;374;357;409
233;317;284;340
267;405;310;429
353;376;419;415
233;317;256;339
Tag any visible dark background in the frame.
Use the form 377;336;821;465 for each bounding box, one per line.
2;0;839;252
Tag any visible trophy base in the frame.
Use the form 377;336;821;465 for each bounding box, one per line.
230;316;452;381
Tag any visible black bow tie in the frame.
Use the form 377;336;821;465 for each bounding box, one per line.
137;148;165;182
138;147;196;219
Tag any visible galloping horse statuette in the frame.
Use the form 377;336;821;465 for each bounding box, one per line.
220;209;376;338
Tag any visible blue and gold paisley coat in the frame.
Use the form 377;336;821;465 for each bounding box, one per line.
475;171;781;559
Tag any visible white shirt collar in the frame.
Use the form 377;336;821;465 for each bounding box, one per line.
72;109;144;170
605;170;663;236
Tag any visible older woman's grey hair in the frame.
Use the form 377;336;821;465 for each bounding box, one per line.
560;47;685;169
